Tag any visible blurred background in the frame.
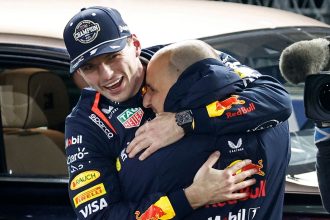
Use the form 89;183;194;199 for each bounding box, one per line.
219;0;330;24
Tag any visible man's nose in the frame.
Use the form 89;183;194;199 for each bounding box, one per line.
143;92;151;108
99;62;114;79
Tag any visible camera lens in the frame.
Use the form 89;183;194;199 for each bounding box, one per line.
319;83;330;111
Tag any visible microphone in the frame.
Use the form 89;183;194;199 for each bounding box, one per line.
279;38;330;84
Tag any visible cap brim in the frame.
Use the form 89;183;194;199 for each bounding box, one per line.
70;37;127;73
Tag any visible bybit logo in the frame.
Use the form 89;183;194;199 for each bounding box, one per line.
66;135;82;147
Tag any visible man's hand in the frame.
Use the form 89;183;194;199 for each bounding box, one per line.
126;112;184;160
184;151;257;209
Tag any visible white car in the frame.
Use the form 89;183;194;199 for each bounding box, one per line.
0;0;329;218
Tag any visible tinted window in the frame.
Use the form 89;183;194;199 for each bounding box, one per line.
0;44;79;178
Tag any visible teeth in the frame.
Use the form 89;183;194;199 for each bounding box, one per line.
106;77;122;88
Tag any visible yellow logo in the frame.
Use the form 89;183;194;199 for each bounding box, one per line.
70;170;100;190
73;183;106;207
116;158;121;171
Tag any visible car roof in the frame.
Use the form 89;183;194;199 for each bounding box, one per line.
1;0;329;48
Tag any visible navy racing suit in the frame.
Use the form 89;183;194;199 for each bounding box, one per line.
118;58;291;220
65;48;292;219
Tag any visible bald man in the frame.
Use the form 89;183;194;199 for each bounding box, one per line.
122;40;291;219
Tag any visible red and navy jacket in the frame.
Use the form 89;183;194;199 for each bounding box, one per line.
65;49;292;219
118;58;291;220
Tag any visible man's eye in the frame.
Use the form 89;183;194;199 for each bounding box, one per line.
105;53;120;61
110;53;121;59
81;65;94;73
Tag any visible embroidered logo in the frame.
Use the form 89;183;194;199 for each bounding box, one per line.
73;20;100;44
117;108;144;128
228;138;244;153
102;106;114;115
206;95;245;117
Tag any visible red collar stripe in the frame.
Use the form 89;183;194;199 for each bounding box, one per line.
91;92;117;134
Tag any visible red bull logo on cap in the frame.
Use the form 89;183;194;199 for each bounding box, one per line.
135;196;175;220
206;95;245;117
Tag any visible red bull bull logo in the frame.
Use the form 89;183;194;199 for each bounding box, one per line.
240;160;265;176
135;205;166;220
229;159;265;177
206;95;245;117
135;196;175;220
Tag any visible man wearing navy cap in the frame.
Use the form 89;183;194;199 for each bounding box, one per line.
63;6;292;219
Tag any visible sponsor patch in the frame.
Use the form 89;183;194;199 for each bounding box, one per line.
117;108;144;128
89;114;114;139
101;106;114;115
79;198;108;218
228;138;244;153
234;66;260;79
65;135;82;148
228;159;265;176
70;164;84;174
73;183;106;208
70;170;100;190
207;207;260;220
67;147;89;165
135;196;175;220
225;103;256;119
206;95;245;117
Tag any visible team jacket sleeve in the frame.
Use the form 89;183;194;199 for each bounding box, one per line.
191;52;292;135
65;116;193;219
315;127;330;213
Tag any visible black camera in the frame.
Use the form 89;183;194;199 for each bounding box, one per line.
304;72;330;125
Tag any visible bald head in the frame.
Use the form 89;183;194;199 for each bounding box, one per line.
149;39;219;79
143;40;219;113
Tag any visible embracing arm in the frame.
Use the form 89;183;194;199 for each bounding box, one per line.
65;119;189;219
128;49;292;159
191;74;292;135
192;51;291;134
127;75;292;159
66;117;257;219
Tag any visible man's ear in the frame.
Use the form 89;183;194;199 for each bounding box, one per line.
132;34;141;57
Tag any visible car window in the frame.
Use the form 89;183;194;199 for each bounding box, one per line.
0;45;78;178
204;26;330;190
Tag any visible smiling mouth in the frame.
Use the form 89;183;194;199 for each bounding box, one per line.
105;77;123;90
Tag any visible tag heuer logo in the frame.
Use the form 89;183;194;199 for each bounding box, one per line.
117;108;144;128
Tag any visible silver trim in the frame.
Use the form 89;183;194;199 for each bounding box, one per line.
0;176;69;183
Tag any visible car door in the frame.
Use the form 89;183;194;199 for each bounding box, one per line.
0;39;77;219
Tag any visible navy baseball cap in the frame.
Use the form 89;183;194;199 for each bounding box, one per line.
63;6;131;73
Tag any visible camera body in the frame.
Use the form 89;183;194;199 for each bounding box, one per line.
304;71;330;125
